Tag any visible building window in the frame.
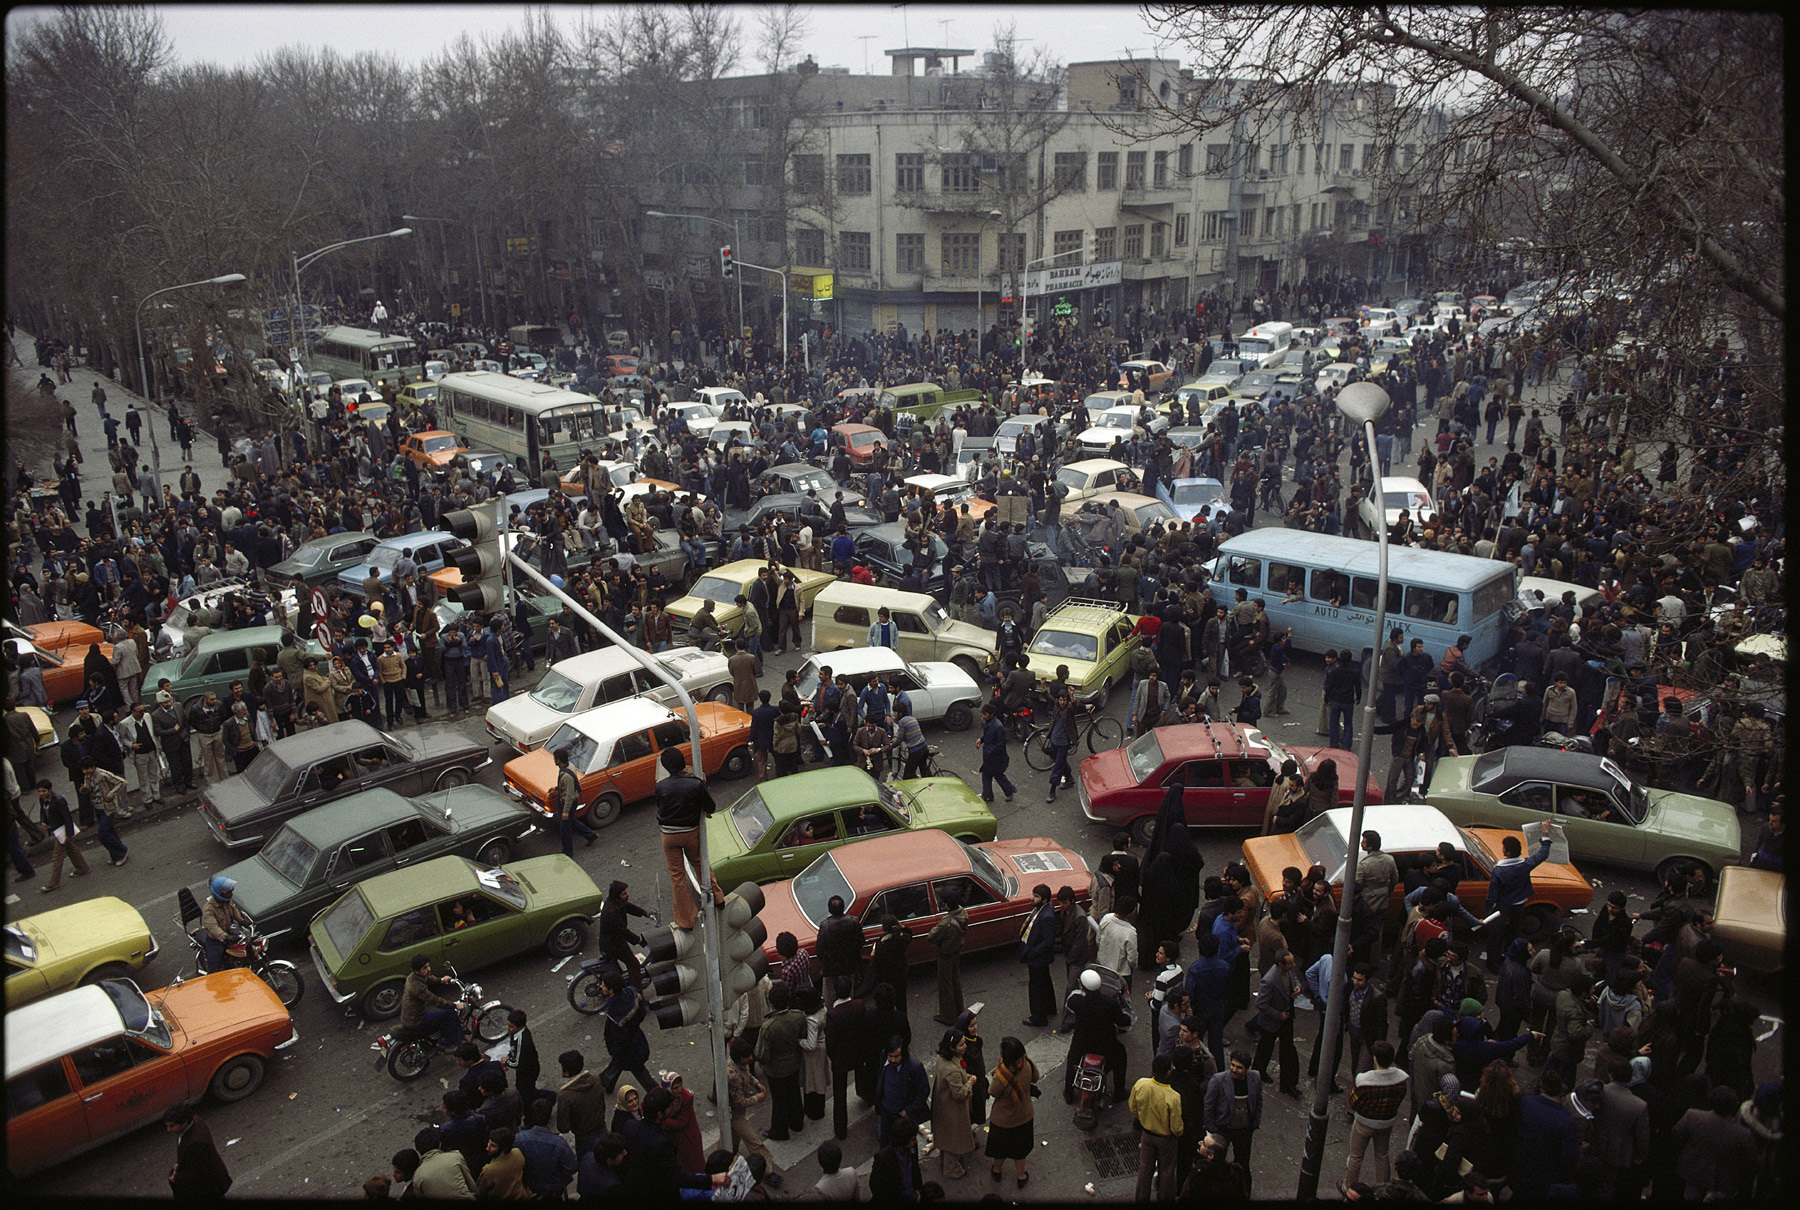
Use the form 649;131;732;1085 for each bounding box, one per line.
840;231;871;273
1178;143;1193;176
1052;229;1082;266
1362;143;1376;171
1174;213;1189;246
1053;151;1087;192
1265;207;1277;238
742;153;764;187
1153;150;1169;188
997;231;1025;271
1403;143;1416;170
942;153;978;193
1093;227;1116;262
895;153;924;193
1273;144;1289;175
1096;151;1118;190
896;232;925;273
1244;143;1259;174
1125;150;1146;189
1205;143;1230;174
1123;223;1144;259
793;154;825;194
836;154;871;195
1240;209;1255;239
1340;144;1353;171
1150;223;1166;257
1291;203;1302;235
1202;211;1224;242
1296;143;1306;174
941;231;979;275
793;228;825;265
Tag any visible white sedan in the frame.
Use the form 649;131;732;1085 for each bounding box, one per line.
484;644;732;752
793;647;982;731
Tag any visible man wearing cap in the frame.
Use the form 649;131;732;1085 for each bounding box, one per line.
153;689;194;791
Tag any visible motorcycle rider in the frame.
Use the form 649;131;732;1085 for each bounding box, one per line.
402;954;466;1047
1063;968;1133;1105
200;875;250;973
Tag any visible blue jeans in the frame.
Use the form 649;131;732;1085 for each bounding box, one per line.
93;807;128;863
560;813;597;856
1049;741;1073;791
1328;701;1355;749
981;767;1016;800
745;632;763;675
423;1006;464;1047
680;538;705;568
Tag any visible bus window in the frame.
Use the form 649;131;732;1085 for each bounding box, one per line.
1472;578;1514;621
1310;568;1348;606
505;405;522;431
1405;585;1459;623
1225;556;1262;587
1269;562;1306;598
1349;577;1402;611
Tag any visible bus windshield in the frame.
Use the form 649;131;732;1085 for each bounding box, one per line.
1238;337;1277;356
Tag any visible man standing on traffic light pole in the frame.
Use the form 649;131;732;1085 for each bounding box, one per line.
657;748;723;930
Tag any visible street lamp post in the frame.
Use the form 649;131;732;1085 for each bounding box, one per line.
402;215;487;328
135;273;247;507
732;260;788;376
645;210;744;348
1294;380;1392;1201
975;210;1003;361
290;227;414;375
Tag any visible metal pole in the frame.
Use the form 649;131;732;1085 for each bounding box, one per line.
1294;415;1389;1199
734;218;744;346
502;549;729;1129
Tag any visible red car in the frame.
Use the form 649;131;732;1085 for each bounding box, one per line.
1077;722;1380;844
603;354;640;378
757;831;1090;979
829;423;888;466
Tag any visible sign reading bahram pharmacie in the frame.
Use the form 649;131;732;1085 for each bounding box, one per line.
1005;260;1124;299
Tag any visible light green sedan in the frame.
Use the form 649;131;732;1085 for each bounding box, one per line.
706;766;998;887
1425;748;1741;882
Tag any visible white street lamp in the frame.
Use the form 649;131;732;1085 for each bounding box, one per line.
135;273;247;506
646;210;744;345
290;227;413;372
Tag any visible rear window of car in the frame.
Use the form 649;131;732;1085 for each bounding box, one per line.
318;890;376;958
261;826;320;886
729;788;775;850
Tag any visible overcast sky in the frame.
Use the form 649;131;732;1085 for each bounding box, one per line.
6;5;1171;75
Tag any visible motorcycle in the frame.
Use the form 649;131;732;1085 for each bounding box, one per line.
176;886;304;1007
1067;964;1130;1131
1467;672;1519;753
1538;731;1595;754
372;967;513;1081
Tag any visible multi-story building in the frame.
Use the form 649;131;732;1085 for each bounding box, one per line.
632;50;1436;343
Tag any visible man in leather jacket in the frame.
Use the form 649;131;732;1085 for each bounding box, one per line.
655;748;721;930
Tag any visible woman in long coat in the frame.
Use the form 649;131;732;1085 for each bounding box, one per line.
1137;784;1204;968
931;1030;978;1179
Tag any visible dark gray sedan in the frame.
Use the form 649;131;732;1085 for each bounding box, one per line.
214;786;541;942
264;530;381;589
197;720;495;849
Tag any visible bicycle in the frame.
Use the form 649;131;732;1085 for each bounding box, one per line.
889;736;942;778
1024;699;1125;771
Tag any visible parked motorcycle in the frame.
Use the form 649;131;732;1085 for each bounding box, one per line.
372;967;512;1081
176;886;304;1007
1066;965;1130;1132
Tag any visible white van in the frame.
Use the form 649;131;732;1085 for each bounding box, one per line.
810;582;995;681
1210;530;1518;667
1234;321;1294;372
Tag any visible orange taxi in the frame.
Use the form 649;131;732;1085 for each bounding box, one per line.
6;618;105;653
7;635;114;706
6;970;297;1177
503;698;753;827
399;429;469;469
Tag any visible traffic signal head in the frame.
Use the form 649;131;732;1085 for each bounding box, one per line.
441;505;507;612
720;245;735;280
642;924;711;1030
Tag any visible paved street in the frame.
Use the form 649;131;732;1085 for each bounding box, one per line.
7;346;1783;1200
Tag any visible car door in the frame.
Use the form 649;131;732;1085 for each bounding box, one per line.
1494;780;1553;834
353;742;426;796
594;726;658;806
1224;758;1278;827
70;1034;185;1145
322;828;395;892
771;809;844;878
859;883;938;964
889;609;935;664
375;905;444;971
5;1055;86;1174
200;646;250;697
594;671;640;709
1167;758;1232;824
435;890;526;971
1552;785;1644;869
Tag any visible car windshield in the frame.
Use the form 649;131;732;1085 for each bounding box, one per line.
729;787;775;849
1134;502;1178;528
1055;466;1091;491
687;575;743;604
919;601;947;631
1125;730;1165;783
287;545;328;569
259;826;319;887
1383;490;1431;512
317;889;375;958
1096;412;1133;430
1170;482;1224;507
530;669;586;713
1294;817;1351;879
962;840;1014;898
103;978;174;1049
4;924;35;965
1598;756;1649;825
421;435;460;452
241;750;291;800
849;432;881;448
791;853;854;927
544;723;601;771
472;863;528;908
1030;628;1098;662
367;546;403;570
177;645;211;676
790;469;831;493
877;781;912;824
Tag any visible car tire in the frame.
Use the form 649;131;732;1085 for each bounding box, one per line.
1129;814;1158;848
718;745;753;781
545;919;587;958
476;838;513;866
588;792;623;829
208;1054;267;1104
708;684;735;705
435;768;471;790
942;702;974;732
952;656;983;683
80;962;134;986
361;979;406;1022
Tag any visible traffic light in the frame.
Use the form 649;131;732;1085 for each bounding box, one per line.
720;245;735;280
1084;231;1096;262
717;882;770;1002
643;924;711;1030
441;506;506;613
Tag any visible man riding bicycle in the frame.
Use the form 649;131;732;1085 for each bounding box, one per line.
401;954;466;1047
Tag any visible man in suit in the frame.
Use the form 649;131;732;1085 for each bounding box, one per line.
1590;1056;1650;1199
1018;883;1058;1027
165;1103;232;1198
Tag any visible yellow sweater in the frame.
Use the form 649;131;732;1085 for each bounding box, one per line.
1128;1076;1184;1137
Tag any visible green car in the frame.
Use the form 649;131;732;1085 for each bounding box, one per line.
1425;748;1741;882
143;625;329;705
265;531;381;589
308;853;604;1020
215;786;542;942
1022;597;1143;705
706;766;997;887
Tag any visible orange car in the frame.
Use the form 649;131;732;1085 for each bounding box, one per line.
6;970;298;1177
8;636;114;706
399;429;469;469
1242;803;1593;940
503;698;753;827
5;618;104;653
829;423;888;466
